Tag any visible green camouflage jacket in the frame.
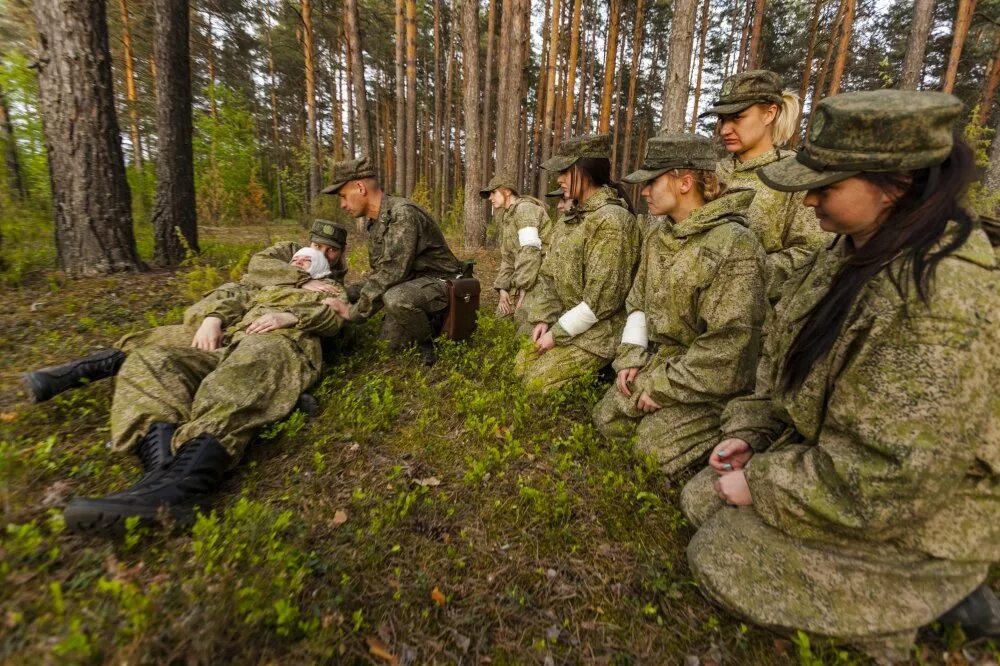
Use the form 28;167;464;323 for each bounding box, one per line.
614;189;767;407
526;186;640;359
493;196;553;295
722;223;1000;563
351;195;463;320
717;149;830;301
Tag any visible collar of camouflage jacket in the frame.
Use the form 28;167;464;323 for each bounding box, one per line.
565;186;627;223
943;221;997;270
722;148;796;177
668;188;755;238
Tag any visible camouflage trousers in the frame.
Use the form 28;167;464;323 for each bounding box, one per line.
592;375;721;477
116;324;199;352
110;332;321;464
681;468;988;664
380;276;449;349
514;342;606;393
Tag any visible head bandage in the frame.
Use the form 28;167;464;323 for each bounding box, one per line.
292;246;331;279
557;301;598;337
621;311;648;348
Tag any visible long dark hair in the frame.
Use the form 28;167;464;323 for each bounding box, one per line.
780;135;976;391
569;157;634;213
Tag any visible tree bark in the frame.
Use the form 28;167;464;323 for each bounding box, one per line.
0;84;26;201
827;0;855;96
978;31;1000;124
301;0;320;207
661;0;699;132
461;0;485;248
621;0;646;177
790;0;824;147
899;0;936;89
943;0;977;94
736;0;752;72
496;0;530;181
690;0;711;129
264;2;285;218
563;0;583;139
33;0;143;275
533;0;552;187
116;0;143;168
394;0;405;193
747;0;766;69
807;0;844;133
345;0;372;158
598;0;621;133
433;0;443;218
151;0;197;264
441;27;456;217
405;0;417;196
483;0;498;177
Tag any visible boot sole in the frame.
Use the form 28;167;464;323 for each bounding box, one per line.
21;372;52;403
64;500;195;538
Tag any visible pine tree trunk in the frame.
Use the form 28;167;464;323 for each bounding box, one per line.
405;0;418;196
790;0;824;147
807;1;844;132
150;0;197;264
899;0;936;89
563;0;583;139
33;0;143;275
747;0;766;69
661;0;698;132
0;84;26;201
483;0;498;177
345;0;372;158
117;0;143;168
723;0;740;76
433;0;443;218
621;0;646;177
331;44;345;160
978;32;1000;124
736;0;752;72
394;0;405;194
264;3;286;218
943;0;977;94
461;0;485;248
441;29;456;219
610;21;627;170
345;36;357;158
301;0;320;207
496;0;530;181
533;0;552;187
827;0;855;96
690;0;711;129
598;0;621;133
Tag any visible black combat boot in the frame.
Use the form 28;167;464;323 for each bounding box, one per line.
135;422;177;475
64;433;231;537
419;339;436;367
938;585;1000;642
22;349;127;403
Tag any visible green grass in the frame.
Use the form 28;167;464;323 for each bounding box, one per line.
0;224;995;665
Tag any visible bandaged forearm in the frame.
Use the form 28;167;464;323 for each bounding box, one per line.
557;301;598;336
621;310;648;348
517;226;542;249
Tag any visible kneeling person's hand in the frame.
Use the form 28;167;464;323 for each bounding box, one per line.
192;316;224;351
247;312;298;334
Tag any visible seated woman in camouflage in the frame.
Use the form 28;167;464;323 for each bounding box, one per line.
480;169;553;334
704;70;830;302
516;134;641;392
63;251;348;537
682;91;1000;660
592;133;766;477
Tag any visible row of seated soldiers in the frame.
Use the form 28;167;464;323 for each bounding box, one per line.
20;71;1000;660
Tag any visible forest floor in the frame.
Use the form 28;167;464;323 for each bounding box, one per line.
0;219;996;665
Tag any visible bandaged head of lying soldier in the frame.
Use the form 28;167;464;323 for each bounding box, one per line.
623;133;726;218
541;133;633;213
290;247;332;279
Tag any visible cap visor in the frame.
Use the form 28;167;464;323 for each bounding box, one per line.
758;158;859;193
310;234;344;249
700;100;756;118
321;180;348;195
540;155;578;172
621;168;669;184
545;188;564;198
479;187;493;199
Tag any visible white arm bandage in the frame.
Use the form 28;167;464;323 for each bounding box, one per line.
621;310;649;348
557;301;599;337
517;226;542;249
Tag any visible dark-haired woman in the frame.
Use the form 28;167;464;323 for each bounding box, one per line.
517;134;641;392
681;90;1000;661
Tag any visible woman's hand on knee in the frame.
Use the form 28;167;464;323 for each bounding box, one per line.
713;470;753;506
616;367;639;397
635;391;661;413
710;437;753;473
530;322;549;343
191;316;224;351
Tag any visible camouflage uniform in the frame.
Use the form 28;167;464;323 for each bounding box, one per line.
111;281;346;462
481;171;554;332
683;90;1000;661
518;134;640;392
593;134;766;476
705;70;831;301
326;157;463;348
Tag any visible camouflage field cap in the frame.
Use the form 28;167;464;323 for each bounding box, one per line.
702;70;784;117
309;219;348;249
479;169;519;198
322;155;377;195
622;133;720;184
540;133;611;172
545;187;565;198
758;90;962;193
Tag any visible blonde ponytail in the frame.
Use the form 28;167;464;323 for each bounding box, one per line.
771;89;801;147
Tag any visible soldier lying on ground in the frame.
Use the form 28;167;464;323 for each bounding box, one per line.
681;90;1000;660
62;249;348;537
322;155;465;366
592;133;767;478
21;220;349;402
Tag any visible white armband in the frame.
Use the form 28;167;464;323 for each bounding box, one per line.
517;226;542;249
557;301;598;336
621;311;648;348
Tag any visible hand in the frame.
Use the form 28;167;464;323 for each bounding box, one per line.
635;391;661;413
710;437;754;474
498;289;514;315
531;322;549;344
713;470;753;506
323;298;351;320
191;316;224;351
616;367;639;397
246;312;298;334
301;279;340;295
514;291;527;311
534;331;555;353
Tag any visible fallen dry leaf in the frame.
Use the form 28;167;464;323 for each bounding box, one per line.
415;476;441;487
0;412;17;423
365;636;399;666
430;586;446;606
331;509;349;527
